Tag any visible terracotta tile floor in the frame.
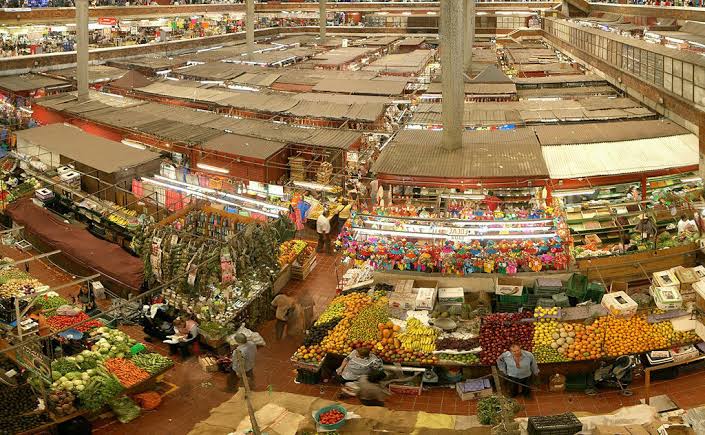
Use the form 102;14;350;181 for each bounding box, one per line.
2;243;705;434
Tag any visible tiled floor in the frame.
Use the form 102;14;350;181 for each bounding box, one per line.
2;243;705;434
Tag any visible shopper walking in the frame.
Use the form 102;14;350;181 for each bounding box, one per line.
316;208;331;254
357;371;391;407
227;333;257;392
271;293;295;340
497;342;539;398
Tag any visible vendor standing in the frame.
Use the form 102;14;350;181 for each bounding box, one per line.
497;343;539;398
316;209;331;254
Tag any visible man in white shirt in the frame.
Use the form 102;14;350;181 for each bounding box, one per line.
316;209;331;254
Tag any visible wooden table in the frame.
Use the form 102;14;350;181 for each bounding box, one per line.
643;355;705;404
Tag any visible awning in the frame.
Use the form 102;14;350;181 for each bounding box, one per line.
541;134;699;179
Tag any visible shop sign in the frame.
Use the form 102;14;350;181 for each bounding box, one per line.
98;17;118;26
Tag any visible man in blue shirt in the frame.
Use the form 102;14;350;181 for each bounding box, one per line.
497;343;539;398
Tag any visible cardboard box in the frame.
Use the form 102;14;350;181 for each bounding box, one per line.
602;291;638;317
198;356;219;373
693;280;705;312
438;287;465;304
692;265;705;280
654;270;681;289
389;291;416;311
415;287;437;311
456;378;493;401
496;277;524;296
394;280;415;294
672;266;699;291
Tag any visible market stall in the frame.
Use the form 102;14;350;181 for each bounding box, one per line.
131;203;295;347
291;269;702;396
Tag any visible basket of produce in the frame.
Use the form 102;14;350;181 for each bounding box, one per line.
314;404;347;430
528;412;582;435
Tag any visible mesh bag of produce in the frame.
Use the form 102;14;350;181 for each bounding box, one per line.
108;396;141;424
132;392;162;411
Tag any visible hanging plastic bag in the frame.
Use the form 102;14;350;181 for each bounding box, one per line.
231;325;266;347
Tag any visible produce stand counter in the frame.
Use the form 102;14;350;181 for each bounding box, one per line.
576;243;697;282
290;276;703;395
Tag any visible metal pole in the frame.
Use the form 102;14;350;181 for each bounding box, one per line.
246;0;255;61
235;350;260;435
440;0;464;151
464;0;475;72
75;0;89;102
319;0;327;40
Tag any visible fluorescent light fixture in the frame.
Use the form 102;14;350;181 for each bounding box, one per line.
426;11;436;15
153;175;288;212
200;80;224;85
197;45;222;53
681;176;702;183
552;189;595;198
121;139;147;150
196;163;229;174
292;180;336;193
440;194;485;200
18;106;33;114
143;178;279;218
476;12;488;16
666;37;685;44
155;69;172;75
164;76;179;81
402;11;411;16
360;216;554;227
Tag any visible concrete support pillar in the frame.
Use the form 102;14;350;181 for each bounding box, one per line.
440;0;464;152
464;0;475;72
319;0;327;40
246;0;255;60
75;0;89;102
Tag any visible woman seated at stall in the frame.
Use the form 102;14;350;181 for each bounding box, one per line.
165;316;199;358
73;286;98;315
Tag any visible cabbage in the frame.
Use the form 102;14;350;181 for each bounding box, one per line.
81;373;90;381
59;376;68;383
75;385;85;391
66;356;76;362
75;355;84;363
62;381;73;389
87;369;96;376
72;380;82;386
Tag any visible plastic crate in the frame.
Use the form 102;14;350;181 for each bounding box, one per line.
498;292;528;304
537;298;556;308
296;368;321;384
586;282;606;303
495;302;522;313
551;293;570;307
565;373;589;392
566;274;588;300
534;278;563;294
528;413;582;435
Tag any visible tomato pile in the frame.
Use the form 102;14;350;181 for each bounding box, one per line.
318;408;345;425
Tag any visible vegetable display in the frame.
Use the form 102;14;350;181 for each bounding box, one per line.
0;413;51;435
104;358;150;388
76;369;124;411
49;390;77;417
130;353;175;375
35;294;69;313
47;313;103;333
108;397;141;424
318;408;345;426
0;383;39;419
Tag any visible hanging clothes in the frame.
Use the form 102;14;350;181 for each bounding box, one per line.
165;189;183;211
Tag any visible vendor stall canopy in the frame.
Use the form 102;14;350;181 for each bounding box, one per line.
0;74;69;93
14;123;161;174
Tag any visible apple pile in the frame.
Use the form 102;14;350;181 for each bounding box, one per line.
479;312;534;365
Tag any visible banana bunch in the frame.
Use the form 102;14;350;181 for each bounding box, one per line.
398;318;437;353
108;214;129;227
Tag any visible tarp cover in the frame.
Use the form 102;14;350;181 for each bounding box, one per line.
6;198;143;290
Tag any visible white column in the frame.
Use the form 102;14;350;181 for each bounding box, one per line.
440;0;464;152
320;0;327;39
76;0;89;102
246;0;255;60
464;0;475;72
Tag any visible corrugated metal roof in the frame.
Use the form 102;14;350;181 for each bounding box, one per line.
513;74;606;85
542;135;699;179
517;85;617;98
426;82;517;95
372;129;547;179
202;133;286;160
534;120;688;145
312;78;407;96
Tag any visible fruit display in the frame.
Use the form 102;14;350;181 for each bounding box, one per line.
533;306;560;319
0;383;39;419
479;312;534;365
293;344;326;365
600;315;695;357
436;352;480;365
278;240;308;266
348;300;389;342
565;322;606;361
532;320;572;363
316;300;345;325
436;334;480;352
304;318;342;346
397;317;437;353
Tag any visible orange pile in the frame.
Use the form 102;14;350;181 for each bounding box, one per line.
602;315;670;356
564;321;606;361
